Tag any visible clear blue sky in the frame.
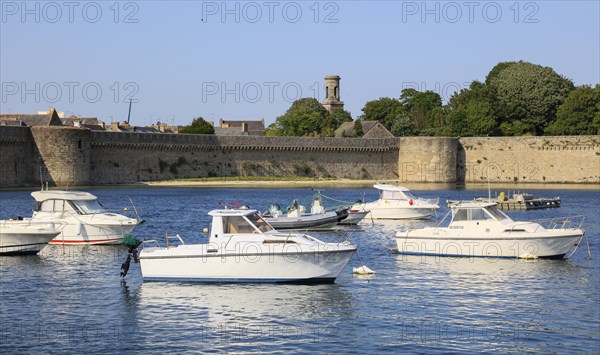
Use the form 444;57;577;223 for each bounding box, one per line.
1;0;599;127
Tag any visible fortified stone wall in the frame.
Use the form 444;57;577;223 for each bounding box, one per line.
458;136;600;184
1;125;598;187
0;126;36;187
397;137;459;183
87;132;400;184
29;126;91;186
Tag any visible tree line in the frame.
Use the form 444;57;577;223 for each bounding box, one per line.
182;61;599;136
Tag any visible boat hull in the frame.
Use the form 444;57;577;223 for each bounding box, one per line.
0;226;59;255
140;246;356;283
396;231;584;259
338;211;369;225
364;204;437;220
265;212;344;230
27;216;138;245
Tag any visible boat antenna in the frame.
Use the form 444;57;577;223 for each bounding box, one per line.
487;169;491;201
126;98;133;125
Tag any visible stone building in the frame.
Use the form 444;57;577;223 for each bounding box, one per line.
335;120;394;138
214;118;265;136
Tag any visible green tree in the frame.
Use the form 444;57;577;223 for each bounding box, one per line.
330;108;353;128
390;113;419;136
266;98;330;136
443;81;501;136
179;117;214;134
359;97;403;130
353;120;364;136
545;85;600;135
399;88;442;134
487;61;574;135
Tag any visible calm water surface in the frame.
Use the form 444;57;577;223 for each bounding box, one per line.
1;186;599;354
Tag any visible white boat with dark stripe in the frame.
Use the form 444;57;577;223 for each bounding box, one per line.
27;190;141;245
396;202;584;259
139;208;357;283
0;220;61;255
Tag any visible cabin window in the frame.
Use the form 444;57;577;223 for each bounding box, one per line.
246;213;273;232
453;209;468;221
381;190;407;200
485;206;509;221
222;216;256;234
40;200;55;212
454;208;496;221
72;200;106;214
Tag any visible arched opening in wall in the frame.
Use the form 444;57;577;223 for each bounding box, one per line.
334;86;338;98
78;139;82;150
326;86;329;99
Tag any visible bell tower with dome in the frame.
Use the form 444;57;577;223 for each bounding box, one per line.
322;75;344;112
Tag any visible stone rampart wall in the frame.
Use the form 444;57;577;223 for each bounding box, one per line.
87;132;400;184
0;126;36;187
458;136;600;184
1;125;598;187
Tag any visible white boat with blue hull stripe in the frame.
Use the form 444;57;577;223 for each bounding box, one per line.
139;208;357;283
396;202;585;259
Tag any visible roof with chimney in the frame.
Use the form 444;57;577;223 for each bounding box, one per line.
215;118;265;136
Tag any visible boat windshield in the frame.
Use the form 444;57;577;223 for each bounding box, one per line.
223;213;273;234
452;208;495;221
72;199;106;215
484;206;510;221
246;212;274;232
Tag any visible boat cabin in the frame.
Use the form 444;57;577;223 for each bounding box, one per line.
208;209;274;239
373;184;415;201
31;191;107;216
450;202;512;224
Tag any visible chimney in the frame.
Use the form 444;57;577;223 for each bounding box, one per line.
73;119;81;128
110;122;119;131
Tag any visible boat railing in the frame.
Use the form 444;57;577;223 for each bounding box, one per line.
509;215;585;232
533;215;585;231
143;234;185;249
0;220;67;230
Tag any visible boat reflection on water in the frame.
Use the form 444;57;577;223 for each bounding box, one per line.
132;282;355;350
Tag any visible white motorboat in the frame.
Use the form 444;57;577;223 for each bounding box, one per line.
26;190;142;245
139;208;357;283
262;198;348;230
0;220;61;255
362;184;439;219
396;202;585;259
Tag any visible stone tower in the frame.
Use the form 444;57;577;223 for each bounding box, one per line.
322;75;344;112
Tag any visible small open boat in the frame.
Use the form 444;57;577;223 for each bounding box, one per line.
262;198;348;230
139;208;357;283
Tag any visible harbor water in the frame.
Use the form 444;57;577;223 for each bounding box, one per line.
1;186;599;353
